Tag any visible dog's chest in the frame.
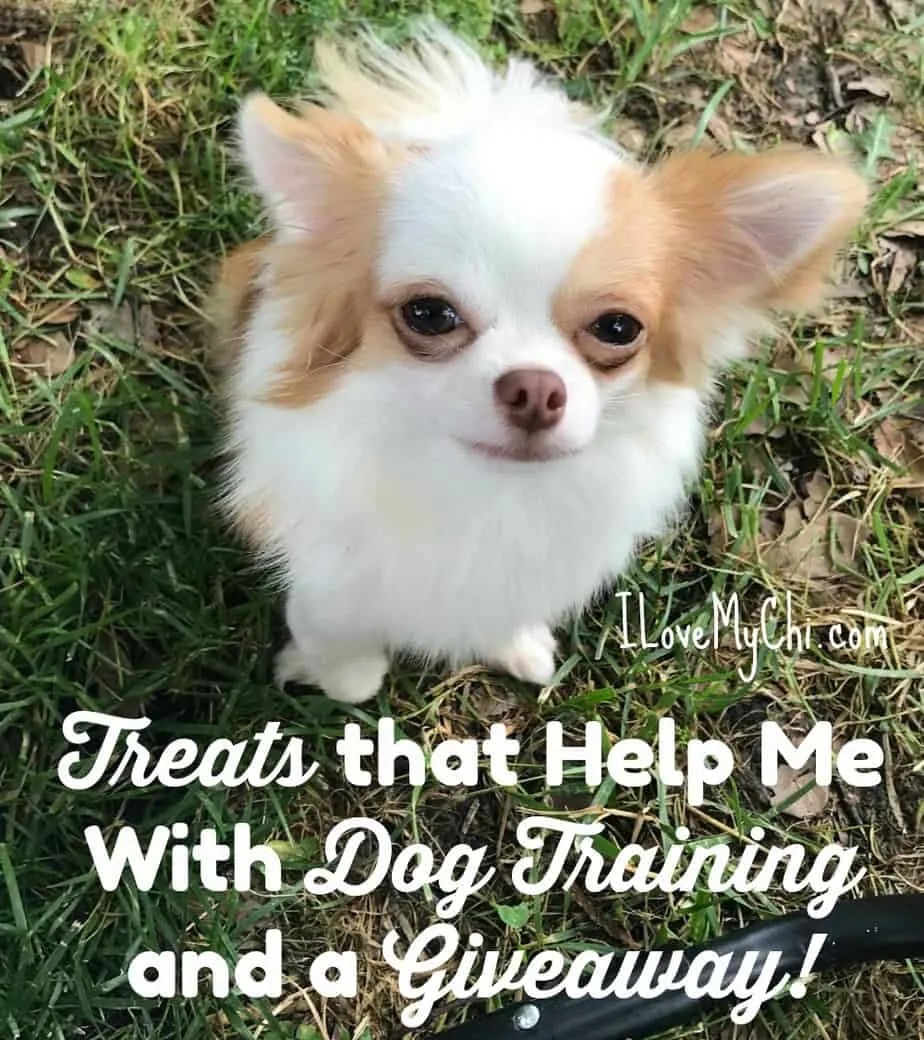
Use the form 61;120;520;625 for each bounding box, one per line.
281;433;695;650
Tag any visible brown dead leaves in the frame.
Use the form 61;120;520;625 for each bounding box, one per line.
712;380;922;578
12;333;75;377
763;502;870;582
873;417;924;500
11;299;79;379
680;7;718;34
710;473;871;583
875;222;923;297
10;299;160;385
762;714;832;820
84;300;160;350
769;761;830;819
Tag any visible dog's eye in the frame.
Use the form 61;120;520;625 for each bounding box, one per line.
587;312;644;347
400;297;463;336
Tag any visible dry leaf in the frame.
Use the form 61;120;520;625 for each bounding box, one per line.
12;333;75;377
873;417;924;498
611;118;648;157
707;507;763;561
905;420;924;455
886;242;918;294
705;113;736;150
707;509;731;560
19;41;51;73
803;472;831;519
769;762;830;819
519;0;547;12
891;121;924;167
827;278;868;299
717;42;756;77
846;76;892;99
708;505;782;561
743;416;786;438
763;503;831;580
829;512;870;570
882;0;917;22
85;301;134;342
681;7;717;33
471;684;522;722
820;342;851;372
33;300;81;326
707;509;728;559
779;377;811;407
135;304;159;347
660;122;698;149
762;504;870;581
811;125;859;160
881;219;924;239
874;417;905;461
759;513;782;540
84;301;159;349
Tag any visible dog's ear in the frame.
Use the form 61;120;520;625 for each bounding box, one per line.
238;94;386;235
650;147;868;313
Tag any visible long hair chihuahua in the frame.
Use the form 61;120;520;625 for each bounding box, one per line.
212;23;867;704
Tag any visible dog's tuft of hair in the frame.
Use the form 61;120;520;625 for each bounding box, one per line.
311;18;601;143
211;22;869;704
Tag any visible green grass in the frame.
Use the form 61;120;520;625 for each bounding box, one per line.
1;1;923;1038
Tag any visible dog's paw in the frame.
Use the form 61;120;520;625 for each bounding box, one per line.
274;640;315;689
274;640;387;704
321;652;389;704
491;625;558;685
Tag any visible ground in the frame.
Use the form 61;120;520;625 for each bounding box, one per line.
1;0;922;1038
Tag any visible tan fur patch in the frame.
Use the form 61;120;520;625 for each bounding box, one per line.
553;166;677;383
208;238;269;377
247;101;396;409
648;146;868;311
557;147;867;391
648;147;866;386
206;240;276;546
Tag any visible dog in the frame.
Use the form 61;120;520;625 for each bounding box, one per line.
211;22;867;704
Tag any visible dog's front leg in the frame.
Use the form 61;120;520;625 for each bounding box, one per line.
274;588;388;705
483;624;558;686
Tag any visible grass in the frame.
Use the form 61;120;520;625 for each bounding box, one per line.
1;0;923;1038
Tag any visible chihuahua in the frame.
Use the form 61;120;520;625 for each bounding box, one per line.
212;23;867;704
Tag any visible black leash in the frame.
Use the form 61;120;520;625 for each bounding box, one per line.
427;894;924;1040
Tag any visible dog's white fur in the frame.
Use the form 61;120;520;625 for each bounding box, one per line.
218;22;867;704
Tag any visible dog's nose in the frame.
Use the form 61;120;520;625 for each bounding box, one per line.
494;368;567;433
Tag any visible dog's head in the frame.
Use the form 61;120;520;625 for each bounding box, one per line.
231;25;867;465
